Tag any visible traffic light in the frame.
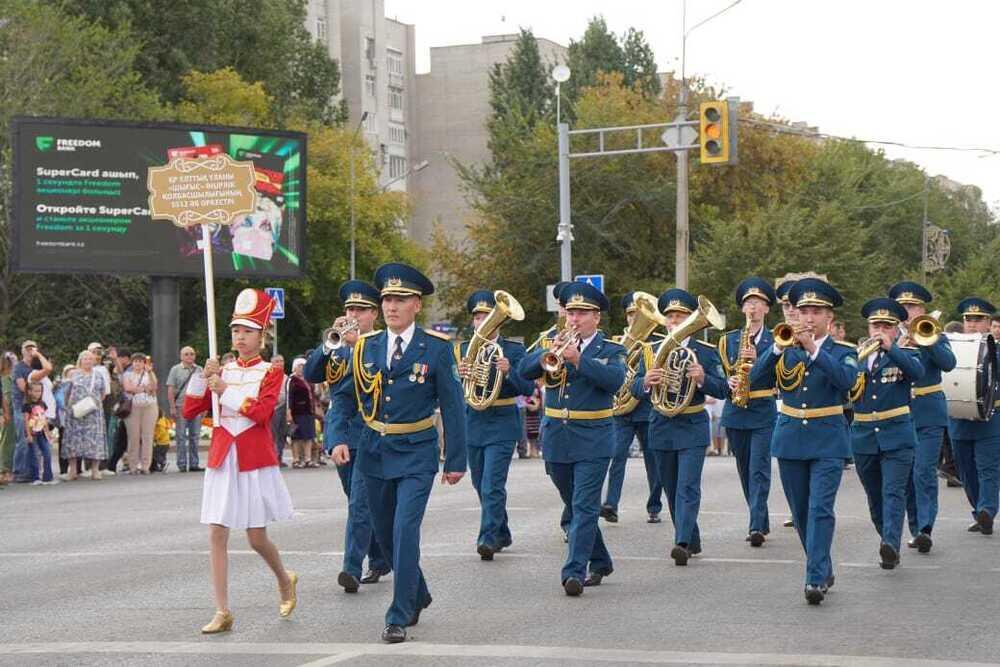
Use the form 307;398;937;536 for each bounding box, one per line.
699;100;737;165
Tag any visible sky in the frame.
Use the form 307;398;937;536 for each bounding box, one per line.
384;0;1000;214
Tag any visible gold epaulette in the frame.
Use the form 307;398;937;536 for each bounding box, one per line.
834;340;855;348
453;341;464;365
899;344;918;351
360;329;382;339
694;339;716;348
423;328;451;341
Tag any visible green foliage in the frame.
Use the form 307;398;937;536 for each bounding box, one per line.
563;17;661;110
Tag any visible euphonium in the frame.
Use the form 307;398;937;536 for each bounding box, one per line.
730;312;754;409
323;318;359;351
463;290;526;410
541;325;581;374
649;296;725;417
613;293;666;416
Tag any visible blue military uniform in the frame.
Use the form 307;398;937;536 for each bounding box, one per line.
719;277;778;543
890;282;957;551
629;289;728;565
520;282;626;594
849;298;925;568
305;280;389;590
948;297;1000;535
331;263;467;642
457;290;535;559
749;278;858;605
605;291;665;524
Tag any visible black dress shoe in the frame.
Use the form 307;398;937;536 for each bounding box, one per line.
407;595;431;626
819;574;835;594
879;543;900;570
497;537;512;551
977;509;994;535
600;504;618;523
647;513;661;524
689;544;702;556
562;528;569;543
381;624;406;643
563;577;583;596
361;568;390;584
337;571;360;593
584;567;613;587
912;532;933;554
189;466;204;472
477;543;496;561
748;531;765;547
968;521;982;532
783;518;794;528
670;545;690;566
804;584;825;605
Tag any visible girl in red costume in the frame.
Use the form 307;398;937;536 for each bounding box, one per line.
184;288;297;634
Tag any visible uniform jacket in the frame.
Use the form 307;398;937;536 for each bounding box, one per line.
613;331;664;425
718;326;777;431
331;326;467;479
750;337;858;460
851;343;925;454
520;331;626;463
630;338;728;451
183;356;281;472
910;336;956;429
304;346;359;451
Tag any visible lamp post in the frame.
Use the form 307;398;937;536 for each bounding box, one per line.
349;111;369;280
379;159;429;192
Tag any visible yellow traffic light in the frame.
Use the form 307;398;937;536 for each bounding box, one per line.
700;101;730;164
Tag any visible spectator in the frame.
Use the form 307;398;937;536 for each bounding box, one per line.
122;352;159;475
167;346;204;472
61;351;107;481
287;357;317;468
522;384;542;459
991;315;1000;341
23;381;56;485
151;411;172;473
54;364;81;476
830;318;848;343
269;354;289;467
105;349;131;473
12;342;51;483
87;342;112;400
220;352;236;366
705;396;727;456
0;353;14;485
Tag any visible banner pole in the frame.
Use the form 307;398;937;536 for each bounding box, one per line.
201;223;220;424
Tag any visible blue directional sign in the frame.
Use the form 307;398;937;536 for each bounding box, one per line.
574;274;605;294
265;287;286;320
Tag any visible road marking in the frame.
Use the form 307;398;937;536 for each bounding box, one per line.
0;641;992;666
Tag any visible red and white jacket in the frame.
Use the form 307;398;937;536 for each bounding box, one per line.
183;355;281;472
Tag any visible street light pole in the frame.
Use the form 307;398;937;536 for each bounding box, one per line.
349;111;368;281
558;122;573;281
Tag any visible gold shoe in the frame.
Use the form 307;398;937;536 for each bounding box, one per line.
279;570;298;618
201;610;234;634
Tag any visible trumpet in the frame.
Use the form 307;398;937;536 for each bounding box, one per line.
323;318;359;351
902;310;942;347
773;323;813;348
541;325;581;374
856;336;883;361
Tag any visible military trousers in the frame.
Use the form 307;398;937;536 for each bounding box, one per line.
728;426;773;535
604;419;647;511
951;435;1000;521
778;457;843;587
468;441;515;549
905;426;945;536
546;458;613;583
655;447;706;549
855;447;914;553
337;454;389;579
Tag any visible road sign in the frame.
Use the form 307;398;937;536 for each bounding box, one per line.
661;125;698;149
574;274;605;293
546;284;559;312
265;287;286;319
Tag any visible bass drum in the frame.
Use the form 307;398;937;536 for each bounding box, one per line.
942;333;998;421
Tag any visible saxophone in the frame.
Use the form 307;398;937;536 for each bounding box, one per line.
730;313;753;408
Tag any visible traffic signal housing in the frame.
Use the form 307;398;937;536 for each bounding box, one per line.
699;100;738;165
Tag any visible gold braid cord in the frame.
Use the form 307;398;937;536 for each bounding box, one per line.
326;355;348;385
352;336;382;424
718;334;733;376
776;354;806;392
848;373;865;403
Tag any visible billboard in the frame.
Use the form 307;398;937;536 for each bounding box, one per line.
10;117;307;278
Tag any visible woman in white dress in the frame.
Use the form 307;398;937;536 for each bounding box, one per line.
183;288;297;634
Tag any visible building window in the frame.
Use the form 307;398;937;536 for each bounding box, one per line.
386;49;403;76
365;37;376;67
388;86;403;111
389;155;407;179
316;18;327;42
365;74;376;98
389;123;406;144
362;112;376;133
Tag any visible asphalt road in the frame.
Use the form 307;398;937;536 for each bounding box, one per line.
1;454;998;666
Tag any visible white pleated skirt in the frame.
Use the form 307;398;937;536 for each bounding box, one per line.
200;443;294;529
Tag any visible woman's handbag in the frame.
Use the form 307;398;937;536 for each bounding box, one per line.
71;371;100;419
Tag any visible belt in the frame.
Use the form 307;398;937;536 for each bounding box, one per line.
365;416;435;435
678;403;706;415
779;404;845;420
490;397;518;407
748;389;778;400
853;406;910;422
912;383;943;398
545;407;614;421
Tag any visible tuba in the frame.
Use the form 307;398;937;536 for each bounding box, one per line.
613;293;666;415
323;318;359;351
462;290;526;410
649;296;725;417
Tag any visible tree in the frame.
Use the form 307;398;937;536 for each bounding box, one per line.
564;16;626;105
621;28;661;98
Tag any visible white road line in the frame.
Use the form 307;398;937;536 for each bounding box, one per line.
0;641;992;666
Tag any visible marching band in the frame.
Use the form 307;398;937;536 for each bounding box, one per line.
196;265;1000;640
